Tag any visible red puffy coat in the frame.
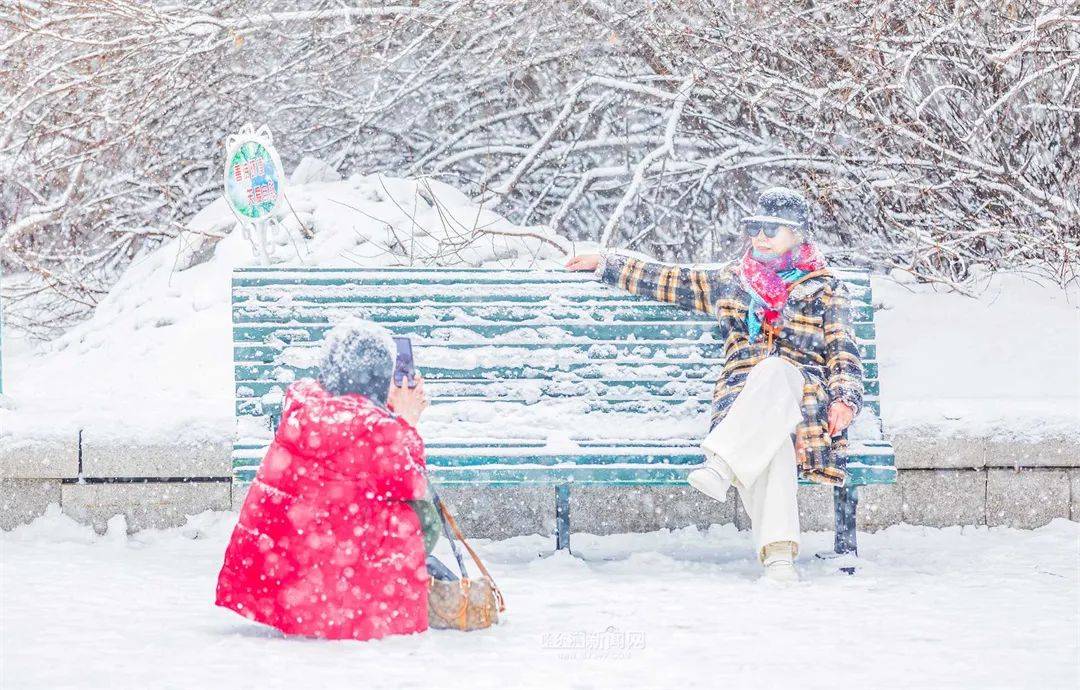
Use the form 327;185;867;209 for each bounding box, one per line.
216;379;430;640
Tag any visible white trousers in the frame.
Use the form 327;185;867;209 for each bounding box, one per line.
700;357;803;561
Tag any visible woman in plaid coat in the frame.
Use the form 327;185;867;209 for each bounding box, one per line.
565;188;863;582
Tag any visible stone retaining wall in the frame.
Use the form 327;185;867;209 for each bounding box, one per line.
0;430;233;532
3;432;1077;535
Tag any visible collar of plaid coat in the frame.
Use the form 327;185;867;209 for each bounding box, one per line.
739;241;827;330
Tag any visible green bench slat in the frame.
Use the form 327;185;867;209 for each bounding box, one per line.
234;341;879;366
232;321;877;343
231;280;871;308
233;281;873;305
238;399;885;427
232;361;879;382
232;442;896;486
233;283;868;303
234;293;876;317
236;362;719;380
232;266;873;286
232;377;883;400
232;463;894;487
233;272;871;289
235;397;716;419
424;438;894;450
434;448;898;468
234;397;884;422
231;438;894;453
232;302;876;324
232;450;897;469
234;342;877;363
233;341;726;362
235;467;895;487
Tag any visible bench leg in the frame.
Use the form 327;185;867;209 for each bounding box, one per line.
833;485;858;557
555;484;571;551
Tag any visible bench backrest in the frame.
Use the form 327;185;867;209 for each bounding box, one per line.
232;267;885;481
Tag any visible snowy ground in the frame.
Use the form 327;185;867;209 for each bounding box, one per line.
2;509;1077;690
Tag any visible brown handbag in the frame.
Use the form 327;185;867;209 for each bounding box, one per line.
426;491;506;631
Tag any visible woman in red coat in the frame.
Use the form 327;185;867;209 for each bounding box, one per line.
216;319;432;640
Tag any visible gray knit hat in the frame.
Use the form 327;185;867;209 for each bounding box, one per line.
317;317;396;407
741;187;813;238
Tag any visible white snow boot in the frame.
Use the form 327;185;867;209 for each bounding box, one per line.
761;541;800;583
687;461;732;502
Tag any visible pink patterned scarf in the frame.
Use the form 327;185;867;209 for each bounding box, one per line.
739;241;827;333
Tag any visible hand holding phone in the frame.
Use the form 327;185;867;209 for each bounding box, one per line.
388;373;427;427
388;337;427;426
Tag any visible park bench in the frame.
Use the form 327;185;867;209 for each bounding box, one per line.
232;266;894;556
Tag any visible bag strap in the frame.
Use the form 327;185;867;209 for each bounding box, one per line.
436;501;506;612
424;472;506;613
427;480;469;579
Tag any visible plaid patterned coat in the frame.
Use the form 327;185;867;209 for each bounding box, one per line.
596;252;864;486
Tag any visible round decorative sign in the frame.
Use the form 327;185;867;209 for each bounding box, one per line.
223;126;284;219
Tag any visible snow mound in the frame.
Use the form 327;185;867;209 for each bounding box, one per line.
873;268;1080;440
2;171;578;444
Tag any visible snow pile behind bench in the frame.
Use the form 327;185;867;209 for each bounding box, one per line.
3;169;572;446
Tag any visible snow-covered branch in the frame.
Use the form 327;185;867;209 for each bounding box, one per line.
2;0;1076;335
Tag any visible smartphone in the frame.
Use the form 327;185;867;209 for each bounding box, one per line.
392;336;418;388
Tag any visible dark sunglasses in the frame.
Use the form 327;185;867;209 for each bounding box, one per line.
741;219;795;238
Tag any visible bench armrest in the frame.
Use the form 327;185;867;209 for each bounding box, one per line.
823;281;865;417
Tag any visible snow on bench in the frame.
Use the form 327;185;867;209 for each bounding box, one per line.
231;266;894;554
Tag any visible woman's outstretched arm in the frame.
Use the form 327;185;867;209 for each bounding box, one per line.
566;251;728;315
